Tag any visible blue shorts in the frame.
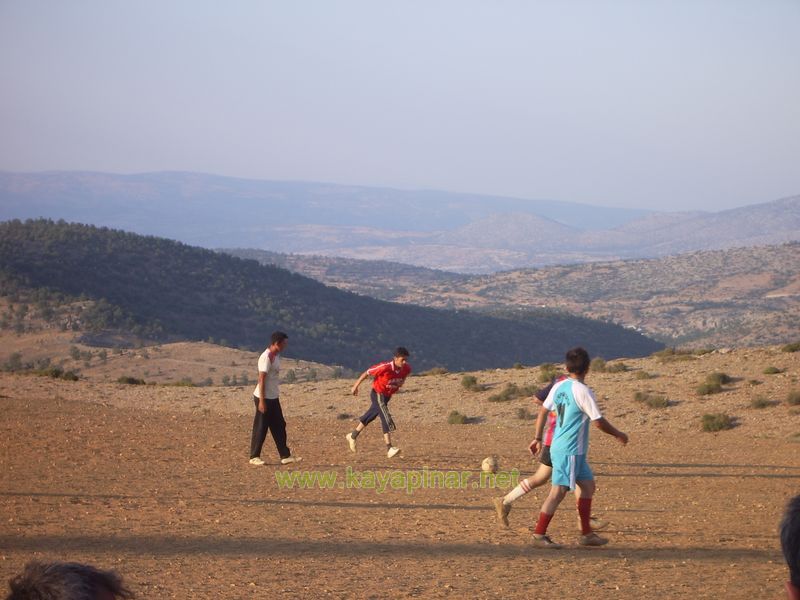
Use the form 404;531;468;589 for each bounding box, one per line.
551;453;593;490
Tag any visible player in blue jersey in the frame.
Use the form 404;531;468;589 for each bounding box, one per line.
529;347;628;548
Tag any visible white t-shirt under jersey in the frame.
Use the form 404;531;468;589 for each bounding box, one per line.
252;348;281;399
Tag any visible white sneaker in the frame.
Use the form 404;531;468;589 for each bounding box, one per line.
249;457;265;466
345;433;357;452
387;446;400;458
280;456;303;465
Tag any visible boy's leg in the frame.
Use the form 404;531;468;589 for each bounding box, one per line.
345;422;365;452
575;478;596;535
355;391;381;431
265;397;291;459
381;407;400;458
572;484;608;531
493;461;553;527
531;450;576;547
531;484;568;548
365;391;398;456
504;451;553;504
347;392;380;451
572;457;607;546
250;396;269;461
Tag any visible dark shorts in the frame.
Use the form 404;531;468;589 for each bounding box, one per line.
540;445;552;468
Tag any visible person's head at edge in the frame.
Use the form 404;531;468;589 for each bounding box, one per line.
270;331;288;352
6;561;133;600
782;495;800;599
565;346;590;376
393;346;410;367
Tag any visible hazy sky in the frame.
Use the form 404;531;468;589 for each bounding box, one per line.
1;1;799;211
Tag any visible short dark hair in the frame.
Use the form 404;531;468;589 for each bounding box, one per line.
782;495;800;587
6;561;134;599
565;347;590;374
394;347;410;358
270;331;288;345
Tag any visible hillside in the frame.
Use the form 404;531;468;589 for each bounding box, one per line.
0;219;662;371
223;248;468;303
227;243;800;348
3;171;798;272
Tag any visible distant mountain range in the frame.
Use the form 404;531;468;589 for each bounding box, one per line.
0;219;662;370
1;171;797;273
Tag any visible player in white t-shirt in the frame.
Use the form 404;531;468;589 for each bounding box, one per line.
248;331;301;466
529;347;628;548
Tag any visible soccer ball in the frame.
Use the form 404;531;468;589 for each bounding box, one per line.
481;456;498;474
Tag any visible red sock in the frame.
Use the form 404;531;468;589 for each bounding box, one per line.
534;511;554;535
578;497;592;535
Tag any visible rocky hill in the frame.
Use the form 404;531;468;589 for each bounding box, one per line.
228;243;800;348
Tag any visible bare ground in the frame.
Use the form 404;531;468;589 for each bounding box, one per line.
1;345;799;599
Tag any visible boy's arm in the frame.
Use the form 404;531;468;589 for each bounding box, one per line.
592;417;628;445
257;371;267;413
529;405;550;456
351;370;370;395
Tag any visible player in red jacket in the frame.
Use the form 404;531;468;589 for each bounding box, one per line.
346;347;411;458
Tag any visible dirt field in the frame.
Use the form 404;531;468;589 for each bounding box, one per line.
1;346;799;599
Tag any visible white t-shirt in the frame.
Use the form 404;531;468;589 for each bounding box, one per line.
252;348;281;399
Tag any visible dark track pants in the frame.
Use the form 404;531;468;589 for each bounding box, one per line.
359;389;392;434
250;396;290;459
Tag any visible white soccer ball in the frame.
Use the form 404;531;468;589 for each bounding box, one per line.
481;456;498;474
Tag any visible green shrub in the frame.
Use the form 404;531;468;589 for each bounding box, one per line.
461;375;483;392
447;410;468;424
633;391;668;408
336;413;352;420
787;391;800;406
763;366;783;375
748;379;762;386
696;381;722;396
635;371;656;380
487;383;539;402
171;378;195;387
781;342;800;353
652;347;696;362
537;363;559;383
513;362;524;370
701;413;734;432
43;366;64;379
606;362;629;373
590;357;606;372
750;396;772;409
420;366;448;376
692;348;715;356
117;375;145;385
3;352;25;372
61;371;79;381
706;372;732;386
516;407;536;420
488;383;519;402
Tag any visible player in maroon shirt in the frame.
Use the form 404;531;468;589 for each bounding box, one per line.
346;347;411;458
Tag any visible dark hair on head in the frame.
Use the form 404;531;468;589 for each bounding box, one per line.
270;331;288;345
782;494;800;587
565;347;590;374
394;347;410;358
6;561;134;599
